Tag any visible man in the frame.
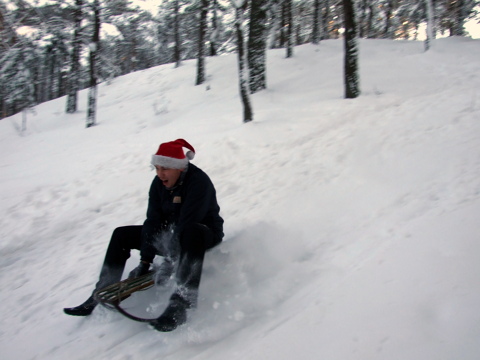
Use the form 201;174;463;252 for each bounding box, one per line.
64;139;224;332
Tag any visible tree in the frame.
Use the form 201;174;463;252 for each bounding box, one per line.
173;0;182;66
311;0;321;44
441;0;478;36
66;0;84;114
425;0;435;50
0;39;37;131
101;2;156;76
86;0;101;128
36;5;71;104
383;0;396;39
230;0;253;123
343;0;360;98
209;0;219;56
248;0;267;93
195;0;209;85
284;0;293;58
322;0;332;39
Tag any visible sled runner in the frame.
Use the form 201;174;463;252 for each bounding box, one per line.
94;271;160;322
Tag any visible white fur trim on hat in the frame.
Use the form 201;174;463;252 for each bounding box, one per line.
151;155;189;169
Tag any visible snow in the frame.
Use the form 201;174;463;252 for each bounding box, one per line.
1;37;480;359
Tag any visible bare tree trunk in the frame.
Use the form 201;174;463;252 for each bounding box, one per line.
384;0;394;39
322;0;330;40
425;0;434;51
174;0;181;67
343;0;360;99
453;0;465;36
285;0;293;58
312;0;320;44
209;0;218;56
231;0;253;123
195;0;209;85
86;0;101;128
66;0;83;114
248;0;267;93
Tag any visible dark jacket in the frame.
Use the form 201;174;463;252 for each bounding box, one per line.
140;163;224;261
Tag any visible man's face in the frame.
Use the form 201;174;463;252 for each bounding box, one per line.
155;166;183;188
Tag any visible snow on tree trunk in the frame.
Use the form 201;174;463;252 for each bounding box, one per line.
86;0;100;128
195;0;209;85
343;0;360;99
66;0;83;114
248;0;267;93
425;0;434;51
231;0;253;123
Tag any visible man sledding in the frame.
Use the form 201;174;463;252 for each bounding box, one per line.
64;139;224;332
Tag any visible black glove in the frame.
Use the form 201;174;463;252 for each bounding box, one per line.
128;261;150;279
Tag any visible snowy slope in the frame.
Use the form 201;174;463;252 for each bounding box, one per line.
1;37;479;360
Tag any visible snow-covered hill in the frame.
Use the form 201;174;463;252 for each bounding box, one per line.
1;37;479;360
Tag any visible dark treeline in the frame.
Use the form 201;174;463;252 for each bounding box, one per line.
1;0;478;120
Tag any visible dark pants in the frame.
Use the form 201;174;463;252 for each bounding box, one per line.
94;223;220;307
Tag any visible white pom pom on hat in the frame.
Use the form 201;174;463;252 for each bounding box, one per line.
151;139;196;169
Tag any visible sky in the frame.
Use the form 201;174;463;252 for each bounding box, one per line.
1;36;479;359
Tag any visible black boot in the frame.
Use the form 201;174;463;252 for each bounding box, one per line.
63;295;98;316
149;294;189;332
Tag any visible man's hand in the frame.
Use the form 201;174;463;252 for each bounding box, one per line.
128;261;150;279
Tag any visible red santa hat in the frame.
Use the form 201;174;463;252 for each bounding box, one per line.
151;139;195;169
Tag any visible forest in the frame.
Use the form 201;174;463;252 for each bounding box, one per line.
1;0;478;122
